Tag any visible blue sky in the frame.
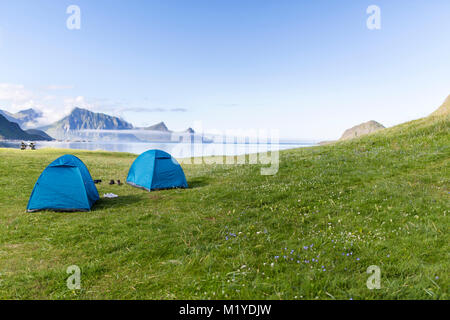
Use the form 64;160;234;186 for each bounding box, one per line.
0;0;449;139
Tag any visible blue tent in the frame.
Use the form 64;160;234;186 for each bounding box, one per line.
126;149;188;191
27;155;99;212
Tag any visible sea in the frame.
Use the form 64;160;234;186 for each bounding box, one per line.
0;140;315;157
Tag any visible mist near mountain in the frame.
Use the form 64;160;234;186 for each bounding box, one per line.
140;121;170;132
0;106;199;143
0;114;52;141
0;108;43;129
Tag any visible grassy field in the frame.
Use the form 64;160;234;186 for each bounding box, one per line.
0;114;448;300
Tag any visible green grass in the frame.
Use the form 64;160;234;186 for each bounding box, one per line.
0;114;448;300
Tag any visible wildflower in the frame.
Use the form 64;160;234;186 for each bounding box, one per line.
356;258;360;261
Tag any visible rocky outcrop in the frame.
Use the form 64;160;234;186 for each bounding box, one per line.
339;120;385;141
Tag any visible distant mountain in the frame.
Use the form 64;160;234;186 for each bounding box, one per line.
142;121;170;132
39;107;134;140
132;122;199;142
339;120;385;141
0;114;52;141
0;110;16;123
41;107;133;132
139;122;195;134
431;95;450;117
0;108;42;128
16;109;43;123
24;129;54;141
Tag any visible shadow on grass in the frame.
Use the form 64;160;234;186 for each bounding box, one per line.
93;194;144;211
187;177;210;189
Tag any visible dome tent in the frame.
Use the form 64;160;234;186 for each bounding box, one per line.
126;149;188;191
27;155;99;212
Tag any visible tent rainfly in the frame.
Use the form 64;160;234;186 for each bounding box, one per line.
126;149;188;191
27;155;99;212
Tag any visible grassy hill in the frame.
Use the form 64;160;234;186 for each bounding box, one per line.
432;95;450;116
0;113;448;299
